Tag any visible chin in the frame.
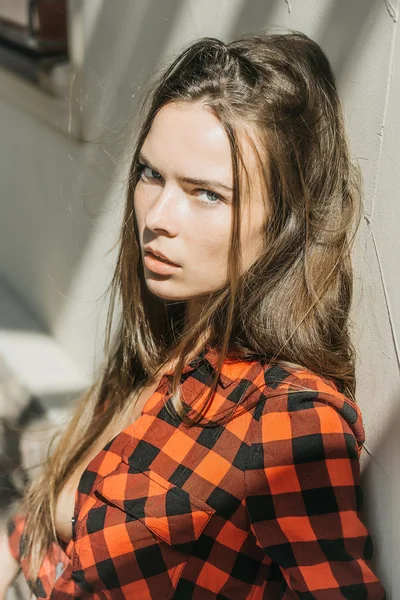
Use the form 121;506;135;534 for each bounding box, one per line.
145;280;187;301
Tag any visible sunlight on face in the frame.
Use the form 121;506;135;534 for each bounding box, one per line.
133;101;267;302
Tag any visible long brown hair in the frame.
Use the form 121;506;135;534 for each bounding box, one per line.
19;28;363;585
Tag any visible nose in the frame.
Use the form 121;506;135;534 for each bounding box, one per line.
144;185;183;235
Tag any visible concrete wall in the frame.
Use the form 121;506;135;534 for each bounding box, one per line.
0;0;397;595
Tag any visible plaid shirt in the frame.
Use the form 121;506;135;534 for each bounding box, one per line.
7;347;386;599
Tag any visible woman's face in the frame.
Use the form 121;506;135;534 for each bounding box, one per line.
134;101;267;302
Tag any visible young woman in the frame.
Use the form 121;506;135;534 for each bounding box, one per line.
1;29;386;599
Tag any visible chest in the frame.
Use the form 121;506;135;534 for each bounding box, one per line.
65;389;256;599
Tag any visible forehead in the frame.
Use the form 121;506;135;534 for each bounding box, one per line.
144;102;230;174
143;101;263;200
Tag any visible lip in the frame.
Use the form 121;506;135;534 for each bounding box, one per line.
144;252;181;275
143;247;180;267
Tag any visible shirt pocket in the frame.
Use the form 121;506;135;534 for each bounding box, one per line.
72;460;215;599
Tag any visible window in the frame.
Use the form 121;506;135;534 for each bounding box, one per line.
0;1;83;139
0;0;69;94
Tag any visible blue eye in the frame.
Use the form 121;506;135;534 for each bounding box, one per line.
197;190;222;205
137;162;161;181
137;161;223;207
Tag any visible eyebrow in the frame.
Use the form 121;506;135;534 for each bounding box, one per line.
138;152;233;194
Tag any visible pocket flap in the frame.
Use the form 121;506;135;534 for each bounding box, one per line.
93;462;215;547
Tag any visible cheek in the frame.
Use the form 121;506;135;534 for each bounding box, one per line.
133;188;147;230
191;214;231;263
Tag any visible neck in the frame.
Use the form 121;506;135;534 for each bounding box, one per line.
183;298;199;333
183;298;210;350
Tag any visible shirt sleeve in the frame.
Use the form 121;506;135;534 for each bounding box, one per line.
49;558;95;599
244;392;387;599
6;511;26;565
6;511;72;598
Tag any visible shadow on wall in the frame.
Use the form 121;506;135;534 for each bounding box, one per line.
0;0;392;597
52;0;384;334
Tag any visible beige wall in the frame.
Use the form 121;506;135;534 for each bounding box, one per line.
0;0;397;595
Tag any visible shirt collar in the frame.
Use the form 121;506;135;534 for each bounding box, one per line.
163;344;216;375
163;345;253;389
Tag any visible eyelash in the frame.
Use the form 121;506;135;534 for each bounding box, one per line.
136;161;223;207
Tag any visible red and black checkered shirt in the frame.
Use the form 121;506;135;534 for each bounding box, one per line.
7;347;386;598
